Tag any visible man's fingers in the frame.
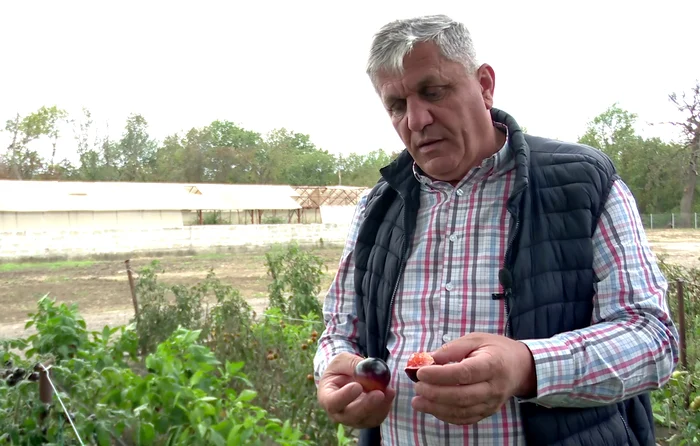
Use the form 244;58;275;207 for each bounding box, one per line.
334;388;395;427
321;381;364;414
344;389;385;414
429;335;481;364
417;356;492;386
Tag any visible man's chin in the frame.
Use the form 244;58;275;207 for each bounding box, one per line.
418;159;460;182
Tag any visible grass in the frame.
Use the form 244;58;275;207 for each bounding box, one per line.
192;252;232;260
0;260;94;273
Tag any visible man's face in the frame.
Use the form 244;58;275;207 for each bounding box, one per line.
376;42;498;182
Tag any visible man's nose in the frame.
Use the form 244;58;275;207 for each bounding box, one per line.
406;99;433;133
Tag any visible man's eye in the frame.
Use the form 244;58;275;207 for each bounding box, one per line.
388;100;406;114
421;87;446;100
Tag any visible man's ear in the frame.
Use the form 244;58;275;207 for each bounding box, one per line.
477;63;496;109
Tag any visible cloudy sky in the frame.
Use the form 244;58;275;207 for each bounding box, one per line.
1;0;698;162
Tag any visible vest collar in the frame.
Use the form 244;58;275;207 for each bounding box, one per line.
379;107;530;203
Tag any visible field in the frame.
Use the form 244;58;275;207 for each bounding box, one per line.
0;228;698;340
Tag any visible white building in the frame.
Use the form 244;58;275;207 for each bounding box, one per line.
0;180;305;230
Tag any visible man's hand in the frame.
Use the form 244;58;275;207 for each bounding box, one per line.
317;352;396;429
411;333;537;425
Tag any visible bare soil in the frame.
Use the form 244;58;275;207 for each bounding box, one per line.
0;247;345;339
0;229;697;339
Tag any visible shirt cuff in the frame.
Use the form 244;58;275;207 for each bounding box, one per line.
517;337;576;406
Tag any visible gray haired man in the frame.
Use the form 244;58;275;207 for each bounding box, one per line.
314;14;678;446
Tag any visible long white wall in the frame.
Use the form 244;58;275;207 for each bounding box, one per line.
0;224;351;260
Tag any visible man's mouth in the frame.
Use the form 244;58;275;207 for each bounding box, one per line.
418;139;443;150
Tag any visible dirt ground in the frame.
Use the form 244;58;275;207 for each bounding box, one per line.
0;229;698;339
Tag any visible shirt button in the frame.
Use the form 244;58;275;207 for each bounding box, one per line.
442;334;451;343
445;283;453;291
448;234;457;242
455;188;464;197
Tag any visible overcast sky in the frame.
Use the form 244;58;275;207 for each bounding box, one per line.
1;0;698;163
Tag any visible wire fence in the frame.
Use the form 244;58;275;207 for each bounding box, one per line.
38;363;85;445
641;213;700;229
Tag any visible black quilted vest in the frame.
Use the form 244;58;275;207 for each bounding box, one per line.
352;108;655;446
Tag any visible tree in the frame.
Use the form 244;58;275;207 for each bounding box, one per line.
340;149;396;187
115;114;158;181
206;120;262;184
668;80;700;224
578;104;682;214
1;105;69;180
72;108;113;181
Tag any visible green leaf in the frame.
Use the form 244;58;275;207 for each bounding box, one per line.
102;325;111;342
190;370;205;386
139;422;156;445
96;423;111;446
227;425;242;446
235;389;257;404
209;429;226;446
337;423;347;441
226;361;244;376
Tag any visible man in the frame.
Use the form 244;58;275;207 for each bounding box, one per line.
314;14;679;446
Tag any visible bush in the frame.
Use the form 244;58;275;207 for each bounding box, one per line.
654;256;700;445
130;243;351;445
265;242;325;320
0;298;311;445
0;243;355;445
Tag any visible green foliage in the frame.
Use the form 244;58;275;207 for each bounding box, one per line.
1;105;69;180
2;83;699;210
135;261;248;355
23;297;90;361
339;149;398;187
128;244;348;445
203;211;230;225
262;215;287;225
1;106;396;187
0;298;312;445
265;243;325;319
653;258;700;444
653;370;700;445
658;257;700;368
578;103;688;214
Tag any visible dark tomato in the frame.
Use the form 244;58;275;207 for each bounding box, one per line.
354;357;391;392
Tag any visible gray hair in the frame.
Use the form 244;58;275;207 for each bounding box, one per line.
366;15;478;87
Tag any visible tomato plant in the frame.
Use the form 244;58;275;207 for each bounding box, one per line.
0;243;356;445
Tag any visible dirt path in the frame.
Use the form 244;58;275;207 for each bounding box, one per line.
646;229;700;269
0;229;697;339
0;248;343;339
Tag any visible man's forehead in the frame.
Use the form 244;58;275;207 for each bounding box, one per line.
378;70;444;101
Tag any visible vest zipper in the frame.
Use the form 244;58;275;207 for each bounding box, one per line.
502;214;520;338
618;413;632;444
382;200;409;361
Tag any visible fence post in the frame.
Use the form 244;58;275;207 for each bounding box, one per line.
38;366;53;404
695;212;697;229
650;214;653;229
125;259;139;320
676;280;687;371
672;213;675;229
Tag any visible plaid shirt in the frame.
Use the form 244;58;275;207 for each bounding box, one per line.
314;135;679;445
